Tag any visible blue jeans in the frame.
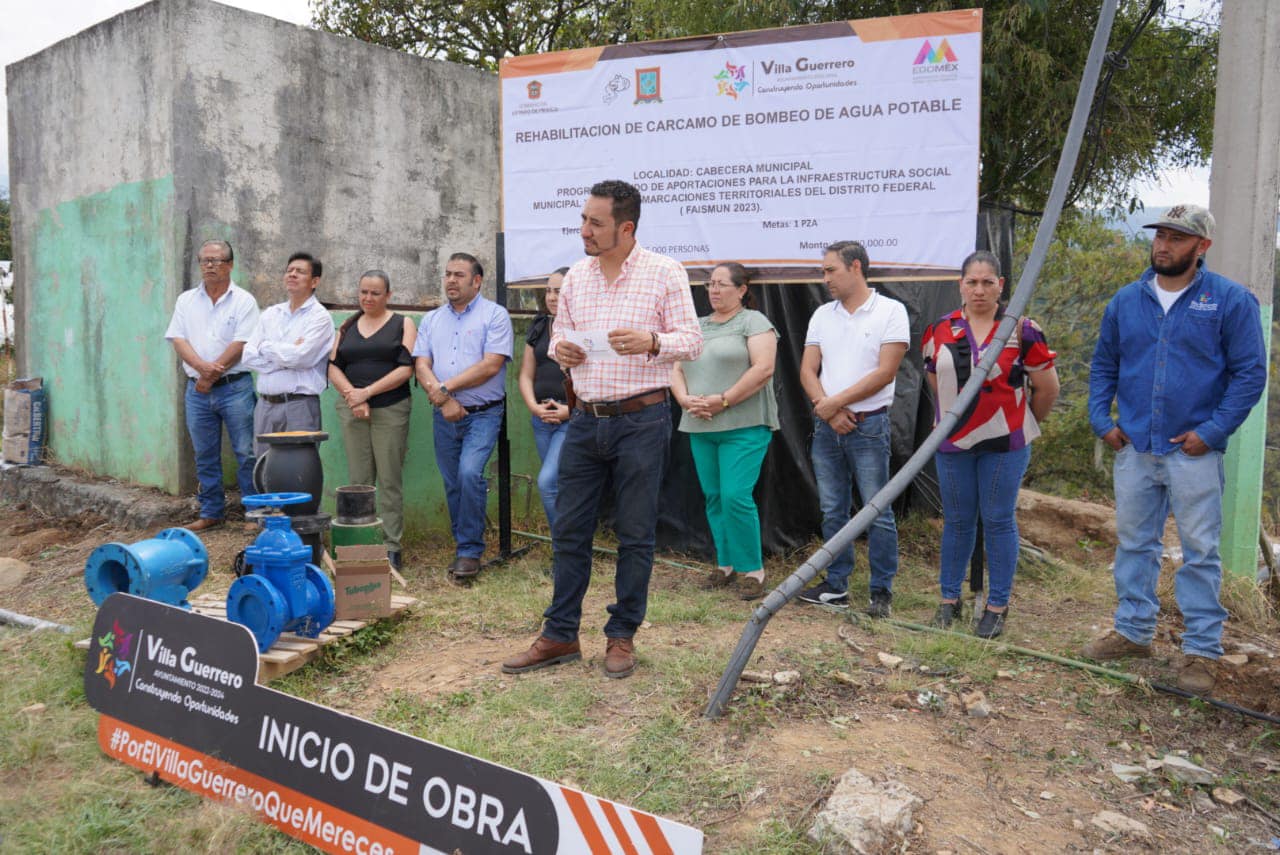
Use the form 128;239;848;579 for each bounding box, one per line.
1112;446;1227;658
530;416;570;530
811;413;898;595
184;374;256;520
432;405;503;558
543;400;670;642
935;446;1031;607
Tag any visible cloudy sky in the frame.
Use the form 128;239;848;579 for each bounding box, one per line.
1;0;312;194
2;0;1210;207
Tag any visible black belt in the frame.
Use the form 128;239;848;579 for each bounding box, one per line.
194;373;247;388
576;389;669;418
853;406;888;423
464;398;504;414
260;392;318;404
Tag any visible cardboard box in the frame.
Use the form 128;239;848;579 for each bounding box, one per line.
331;544;391;620
3;377;46;465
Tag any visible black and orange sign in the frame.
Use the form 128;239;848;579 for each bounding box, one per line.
85;594;703;854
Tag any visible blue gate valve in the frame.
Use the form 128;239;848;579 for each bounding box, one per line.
84;528;209;608
226;492;335;653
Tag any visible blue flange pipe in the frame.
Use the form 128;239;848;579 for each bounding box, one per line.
226;493;336;653
84;528;209;609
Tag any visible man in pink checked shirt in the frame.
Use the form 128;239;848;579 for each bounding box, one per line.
503;179;702;680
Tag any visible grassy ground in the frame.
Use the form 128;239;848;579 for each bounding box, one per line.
1;505;1278;853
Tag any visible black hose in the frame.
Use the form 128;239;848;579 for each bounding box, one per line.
705;0;1124;718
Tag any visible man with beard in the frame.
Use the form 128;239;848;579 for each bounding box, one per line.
1082;204;1266;695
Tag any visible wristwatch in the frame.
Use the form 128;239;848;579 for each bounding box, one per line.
438;384;451;398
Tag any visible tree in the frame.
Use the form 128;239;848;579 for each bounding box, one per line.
312;0;1218;211
0;192;11;261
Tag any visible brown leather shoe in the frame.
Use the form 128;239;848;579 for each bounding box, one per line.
452;556;481;578
1176;654;1216;695
501;636;581;674
735;575;765;600
1081;629;1151;661
604;636;636;679
699;568;733;590
186;518;224;532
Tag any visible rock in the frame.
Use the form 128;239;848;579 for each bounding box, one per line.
1090;810;1151;839
1161;754;1215;786
1211;787;1245;807
877;652;903;669
1231;643;1270;657
959;689;991;718
740;670;772;684
1111;763;1150;783
19;702;45;715
808;768;921;854
0;556;32;590
967;701;992;719
1192;791;1216;813
773;670;801;686
1219;654;1248;667
832;671;863;688
996;669;1016;680
1039;791;1054;800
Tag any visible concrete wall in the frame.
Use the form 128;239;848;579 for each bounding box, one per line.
7;2;182;488
7;0;500;503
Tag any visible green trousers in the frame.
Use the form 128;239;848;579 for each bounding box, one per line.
688;424;772;572
336;396;412;550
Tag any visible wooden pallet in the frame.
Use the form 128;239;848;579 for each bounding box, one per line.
76;593;417;682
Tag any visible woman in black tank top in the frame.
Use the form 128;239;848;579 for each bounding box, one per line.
517;268;570;532
328;270;417;570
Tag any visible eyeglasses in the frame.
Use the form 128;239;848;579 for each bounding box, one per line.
198;258;230;266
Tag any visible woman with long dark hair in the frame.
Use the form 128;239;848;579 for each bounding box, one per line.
922;250;1059;637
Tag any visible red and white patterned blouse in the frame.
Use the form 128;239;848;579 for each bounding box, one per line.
923;308;1056;453
550;244;703;402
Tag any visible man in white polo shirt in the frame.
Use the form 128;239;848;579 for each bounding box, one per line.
798;240;909;615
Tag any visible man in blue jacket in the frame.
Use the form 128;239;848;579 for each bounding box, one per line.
1083;204;1266;695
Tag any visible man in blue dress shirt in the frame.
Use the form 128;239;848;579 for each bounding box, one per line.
1083;204;1266;695
413;253;514;582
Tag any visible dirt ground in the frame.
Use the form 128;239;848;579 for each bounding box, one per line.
1;482;1279;853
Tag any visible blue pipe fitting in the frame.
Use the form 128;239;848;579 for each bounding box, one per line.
226;493;335;653
84;528;209;608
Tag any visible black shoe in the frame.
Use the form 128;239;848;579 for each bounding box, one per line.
974;606;1006;639
865;589;892;618
931;601;961;629
797;581;849;609
387;550;402;571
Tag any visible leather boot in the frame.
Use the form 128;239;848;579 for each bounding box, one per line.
604;637;636;679
501;636;581;674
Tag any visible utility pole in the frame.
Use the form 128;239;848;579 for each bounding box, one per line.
1209;0;1280;578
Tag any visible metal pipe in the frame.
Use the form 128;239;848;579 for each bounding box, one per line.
705;0;1123;718
0;607;72;633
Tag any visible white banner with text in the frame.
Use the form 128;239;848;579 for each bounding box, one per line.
501;10;982;282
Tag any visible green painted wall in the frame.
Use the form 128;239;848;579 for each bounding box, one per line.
1222;302;1273;577
314;314;546;539
28;177;180;490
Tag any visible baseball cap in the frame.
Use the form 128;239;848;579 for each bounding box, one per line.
1143;204;1215;239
